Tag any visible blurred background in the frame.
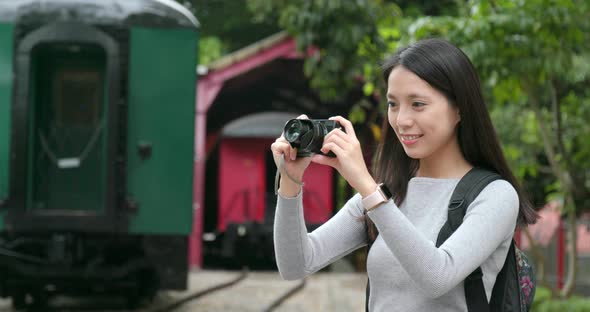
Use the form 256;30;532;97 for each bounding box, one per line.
0;0;588;311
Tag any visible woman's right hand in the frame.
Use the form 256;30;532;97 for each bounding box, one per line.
270;114;313;196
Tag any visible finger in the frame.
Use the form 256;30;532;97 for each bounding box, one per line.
325;128;351;144
320;142;344;157
275;136;289;144
270;141;281;154
272;142;293;161
323;133;348;151
329;116;356;137
311;154;336;167
272;137;296;160
271;140;290;153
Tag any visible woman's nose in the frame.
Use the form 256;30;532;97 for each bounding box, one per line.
396;108;414;128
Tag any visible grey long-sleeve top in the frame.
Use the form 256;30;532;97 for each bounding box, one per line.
273;177;519;312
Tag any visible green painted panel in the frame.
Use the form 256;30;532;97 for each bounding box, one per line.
128;27;197;234
0;23;14;228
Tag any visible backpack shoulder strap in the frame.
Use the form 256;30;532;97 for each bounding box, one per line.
435;168;501;247
435;167;501;312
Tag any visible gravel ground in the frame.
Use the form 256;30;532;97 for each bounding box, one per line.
150;270;366;312
0;270;366;312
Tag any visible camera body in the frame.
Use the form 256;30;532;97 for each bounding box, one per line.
283;119;342;157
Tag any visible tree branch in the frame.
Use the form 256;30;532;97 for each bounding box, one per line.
550;79;590;205
527;88;572;194
523;227;546;285
550;80;576;191
527;84;579;298
560;195;578;297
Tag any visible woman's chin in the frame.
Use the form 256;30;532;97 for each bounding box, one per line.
403;149;423;160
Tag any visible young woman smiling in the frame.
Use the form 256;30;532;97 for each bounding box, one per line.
270;38;537;311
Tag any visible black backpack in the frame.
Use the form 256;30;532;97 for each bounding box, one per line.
364;168;536;312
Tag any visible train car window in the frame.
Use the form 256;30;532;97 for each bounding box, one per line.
54;67;102;128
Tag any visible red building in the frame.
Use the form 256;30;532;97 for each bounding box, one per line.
190;32;360;268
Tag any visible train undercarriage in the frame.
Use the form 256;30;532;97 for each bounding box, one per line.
0;234;187;310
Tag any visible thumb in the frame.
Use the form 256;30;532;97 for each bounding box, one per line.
311;154;335;167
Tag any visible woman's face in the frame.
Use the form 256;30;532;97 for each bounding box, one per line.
387;65;461;161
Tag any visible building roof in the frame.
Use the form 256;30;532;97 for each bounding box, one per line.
221;111;299;138
205;31;291;71
0;0;198;28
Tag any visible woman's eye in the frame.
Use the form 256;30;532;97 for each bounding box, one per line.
413;102;426;108
387;101;397;107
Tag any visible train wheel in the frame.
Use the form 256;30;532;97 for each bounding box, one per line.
140;269;159;301
30;292;48;311
126;292;141;310
11;293;26;310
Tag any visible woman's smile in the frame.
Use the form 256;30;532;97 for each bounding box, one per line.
399;134;423;145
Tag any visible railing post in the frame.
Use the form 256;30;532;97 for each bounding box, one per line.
557;218;564;289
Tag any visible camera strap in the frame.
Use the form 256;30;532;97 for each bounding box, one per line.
274;154;304;195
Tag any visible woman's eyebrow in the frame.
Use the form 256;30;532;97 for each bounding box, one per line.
387;92;430;100
407;93;430;100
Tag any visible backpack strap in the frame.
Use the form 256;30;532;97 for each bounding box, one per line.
435;167;501;312
365;168;501;312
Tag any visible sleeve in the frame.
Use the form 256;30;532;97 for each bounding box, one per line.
367;180;519;298
273;191;367;280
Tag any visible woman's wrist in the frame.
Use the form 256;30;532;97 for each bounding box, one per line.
279;178;302;198
358;176;379;198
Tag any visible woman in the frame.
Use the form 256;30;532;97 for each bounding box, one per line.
270;38;537;311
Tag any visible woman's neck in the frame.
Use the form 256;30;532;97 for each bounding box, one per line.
416;139;472;179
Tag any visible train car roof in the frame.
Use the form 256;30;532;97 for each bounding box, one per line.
222;112;300;139
0;0;199;28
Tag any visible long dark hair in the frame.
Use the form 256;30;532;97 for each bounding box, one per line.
366;38;538;241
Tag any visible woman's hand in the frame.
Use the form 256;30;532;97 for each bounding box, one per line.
312;116;377;197
270;114;313;196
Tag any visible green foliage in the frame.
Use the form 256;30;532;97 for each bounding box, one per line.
181;0;280;63
532;287;590;311
198;36;223;65
404;0;590;210
247;0;401;101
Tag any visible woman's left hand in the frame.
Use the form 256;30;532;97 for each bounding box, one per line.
312;116;377;197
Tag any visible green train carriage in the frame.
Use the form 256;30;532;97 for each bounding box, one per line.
0;0;198;308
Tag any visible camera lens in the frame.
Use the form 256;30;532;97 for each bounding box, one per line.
284;119;303;143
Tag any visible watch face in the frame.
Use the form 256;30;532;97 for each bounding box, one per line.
380;184;393;199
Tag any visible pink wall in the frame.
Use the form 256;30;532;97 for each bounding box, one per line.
302;162;334;224
217;138;334;232
218;138;269;231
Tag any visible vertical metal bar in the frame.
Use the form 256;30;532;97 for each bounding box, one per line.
557;218;564;289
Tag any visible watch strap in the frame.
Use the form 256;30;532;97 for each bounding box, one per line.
362;183;392;211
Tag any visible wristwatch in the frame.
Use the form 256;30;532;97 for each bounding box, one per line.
362;183;392;211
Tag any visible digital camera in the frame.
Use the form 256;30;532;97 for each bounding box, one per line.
283;119;342;157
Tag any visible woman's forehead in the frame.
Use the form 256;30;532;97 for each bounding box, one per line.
387;67;438;99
